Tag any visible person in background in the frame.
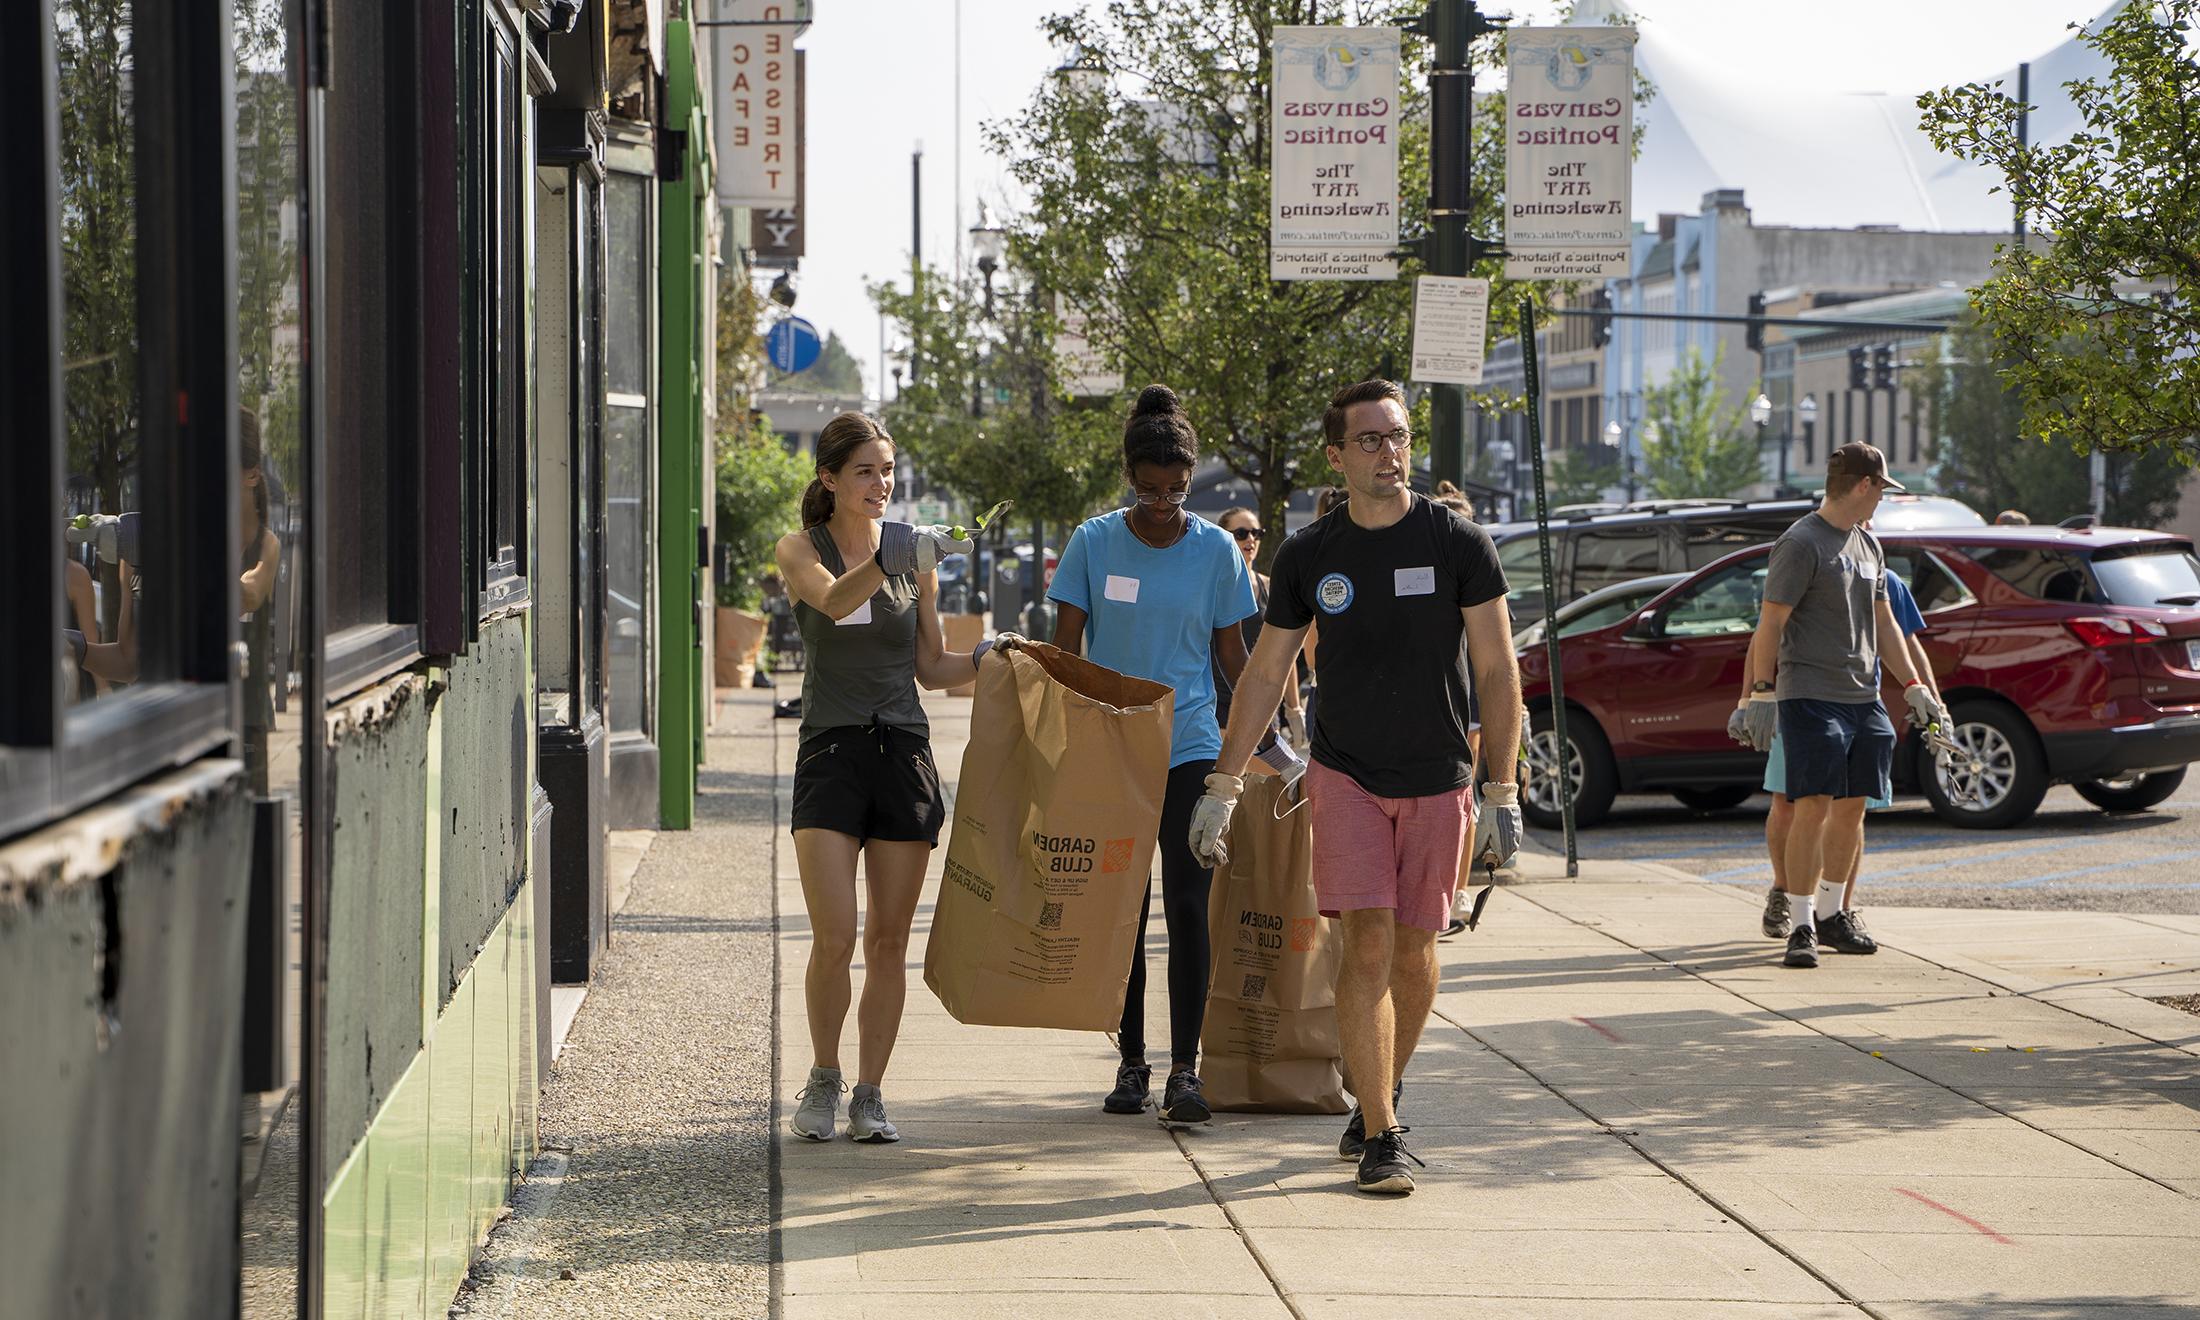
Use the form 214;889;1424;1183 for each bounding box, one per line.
1431;482;1486;938
1051;384;1258;1129
1995;509;2031;526
1214;506;1308;754
775;412;992;1144
238;411;282;793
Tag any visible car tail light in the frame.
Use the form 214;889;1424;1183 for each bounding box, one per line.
2065;616;2171;648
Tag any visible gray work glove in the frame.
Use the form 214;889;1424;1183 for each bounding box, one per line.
1254;731;1307;794
1725;703;1750;747
972;631;1028;665
1742;694;1779;752
875;521;965;576
1902;682;1946;732
1187;772;1243;869
1475;781;1523;870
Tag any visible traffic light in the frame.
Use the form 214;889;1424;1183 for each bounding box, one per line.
1848;346;1869;392
1872;345;1896;391
1745;292;1766;353
1589;287;1613;349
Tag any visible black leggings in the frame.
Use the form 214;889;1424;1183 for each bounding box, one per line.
1120;759;1215;1069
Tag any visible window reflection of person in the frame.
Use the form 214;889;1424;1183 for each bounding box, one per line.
239;411;280;794
65;557;107;699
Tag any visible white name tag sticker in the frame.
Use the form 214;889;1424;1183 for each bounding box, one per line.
1859;563;1882;581
1394;566;1437;597
1104;574;1142;604
837;600;874;626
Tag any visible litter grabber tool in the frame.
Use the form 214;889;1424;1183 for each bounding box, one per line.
948;500;1013;541
1920;720;1979;805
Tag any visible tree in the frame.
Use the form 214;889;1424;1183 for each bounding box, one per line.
1917;0;2199;464
1915;314;2186;527
870;265;1123;538
56;0;139;513
714;419;813;609
767;328;865;396
990;1;1651;564
1638;346;1762;499
1538;447;1620;510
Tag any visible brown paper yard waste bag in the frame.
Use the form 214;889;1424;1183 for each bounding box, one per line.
923;642;1174;1030
1200;774;1349;1113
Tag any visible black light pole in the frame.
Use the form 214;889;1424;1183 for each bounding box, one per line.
1425;0;1508;490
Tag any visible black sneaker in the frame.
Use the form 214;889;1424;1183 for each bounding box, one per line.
1338;1081;1402;1161
1783;925;1820;968
1818;909;1878;955
1102;1061;1152;1114
1355;1126;1426;1195
1159;1070;1211;1127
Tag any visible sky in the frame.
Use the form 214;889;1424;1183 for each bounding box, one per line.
737;0;2119;400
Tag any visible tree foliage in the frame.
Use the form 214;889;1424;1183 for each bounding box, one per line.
870;265;1123;534
714;419;813;608
1914;315;2186;528
56;0;138;511
988;1;1650;561
1917;0;2199;464
1638;346;1762;500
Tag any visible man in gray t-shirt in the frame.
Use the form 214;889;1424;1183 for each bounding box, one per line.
1733;443;1947;969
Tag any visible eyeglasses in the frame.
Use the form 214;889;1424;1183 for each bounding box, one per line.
1344;427;1413;454
1131;489;1189;506
1229;527;1263;542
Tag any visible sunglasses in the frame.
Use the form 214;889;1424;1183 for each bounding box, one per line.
1230;527;1263;542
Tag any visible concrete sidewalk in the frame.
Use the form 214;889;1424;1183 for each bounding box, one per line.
776;691;2200;1319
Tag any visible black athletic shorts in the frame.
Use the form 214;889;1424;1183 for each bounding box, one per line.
790;722;946;846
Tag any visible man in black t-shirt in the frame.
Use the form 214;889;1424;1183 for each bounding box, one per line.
1189;379;1524;1197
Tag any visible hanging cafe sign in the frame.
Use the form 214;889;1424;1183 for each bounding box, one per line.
1502;25;1637;280
1269;26;1401;281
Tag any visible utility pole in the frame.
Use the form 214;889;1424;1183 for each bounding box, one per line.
910;142;923;384
1424;0;1507;491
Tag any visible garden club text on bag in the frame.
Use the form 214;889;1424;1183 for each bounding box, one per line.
923;642;1174;1030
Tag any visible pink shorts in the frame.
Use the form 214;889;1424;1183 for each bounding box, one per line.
1306;760;1475;932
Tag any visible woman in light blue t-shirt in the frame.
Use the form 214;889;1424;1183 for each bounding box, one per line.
1049;384;1257;1128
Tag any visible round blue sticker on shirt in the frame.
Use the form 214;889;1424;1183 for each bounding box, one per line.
1316;572;1354;615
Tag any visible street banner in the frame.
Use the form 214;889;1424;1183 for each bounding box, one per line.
748;51;805;260
712;1;803;207
1055;298;1123;397
1410;275;1491;386
1503;25;1637;280
1270;26;1400;281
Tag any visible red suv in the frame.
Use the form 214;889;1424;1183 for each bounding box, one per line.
1516;525;2200;829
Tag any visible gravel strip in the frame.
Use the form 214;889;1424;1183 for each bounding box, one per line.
2149;994;2200;1017
453;693;778;1319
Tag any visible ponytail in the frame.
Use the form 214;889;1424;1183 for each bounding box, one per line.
800;478;834;528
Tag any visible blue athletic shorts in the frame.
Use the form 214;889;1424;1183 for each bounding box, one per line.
1775;699;1895;803
1763;729;1891;808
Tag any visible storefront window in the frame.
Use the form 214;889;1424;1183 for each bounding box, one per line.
605;169;652;736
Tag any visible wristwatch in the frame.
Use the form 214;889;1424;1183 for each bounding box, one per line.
1751;680;1774;694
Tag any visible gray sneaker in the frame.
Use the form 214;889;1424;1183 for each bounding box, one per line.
1761;887;1792;939
791;1066;845;1141
846;1083;899;1143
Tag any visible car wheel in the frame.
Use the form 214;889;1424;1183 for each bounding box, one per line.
1671;785;1753;813
1521;706;1618;830
1920;700;2049;829
2072;766;2187;813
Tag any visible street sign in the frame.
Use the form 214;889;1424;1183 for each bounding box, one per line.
766;317;822;373
1410;275;1491;386
1055;297;1123;396
1503;26;1637;280
713;2;802;207
1269;26;1401;281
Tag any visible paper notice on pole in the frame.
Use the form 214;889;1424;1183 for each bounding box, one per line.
1270;26;1401;281
1503;26;1637;281
1410;276;1490;386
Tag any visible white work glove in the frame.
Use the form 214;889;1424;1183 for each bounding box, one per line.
875;521;966;576
1475;780;1523;871
1282;703;1309;752
1741;694;1779;752
972;631;1028;665
1254;732;1307;793
1902;681;1946;732
1725;703;1750;747
1187;772;1243;869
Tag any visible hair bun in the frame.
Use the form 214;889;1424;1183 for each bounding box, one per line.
1132;383;1181;418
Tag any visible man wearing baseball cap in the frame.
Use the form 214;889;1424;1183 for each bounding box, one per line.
1730;443;1947;968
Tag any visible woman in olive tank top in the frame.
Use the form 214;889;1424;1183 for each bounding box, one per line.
772;412;1007;1145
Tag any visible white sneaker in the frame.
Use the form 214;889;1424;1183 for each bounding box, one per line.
846;1083;899;1143
792;1066;845;1141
